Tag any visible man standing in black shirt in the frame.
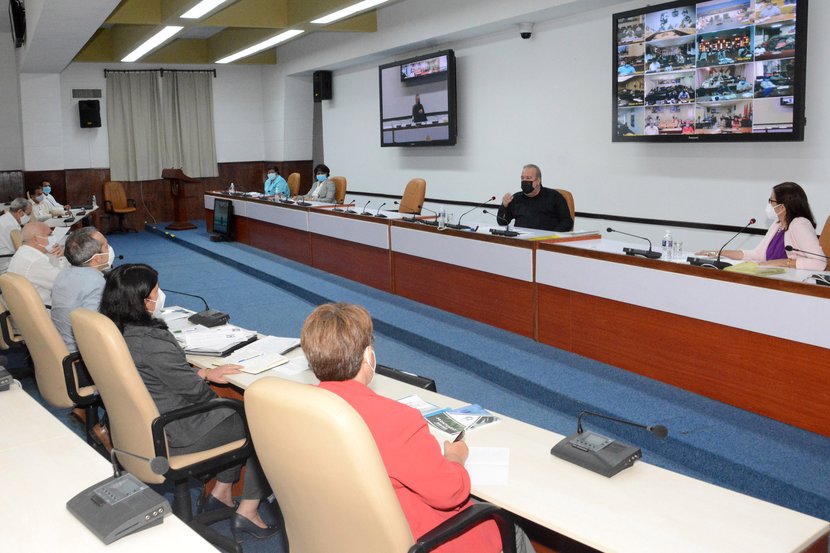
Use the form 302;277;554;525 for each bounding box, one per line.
496;164;573;231
412;94;427;123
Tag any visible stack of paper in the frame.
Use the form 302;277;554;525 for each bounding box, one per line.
215;336;301;374
397;396;501;440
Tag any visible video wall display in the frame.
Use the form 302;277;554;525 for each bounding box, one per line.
613;0;806;142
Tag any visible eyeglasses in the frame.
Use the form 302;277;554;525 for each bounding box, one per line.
768;199;779;205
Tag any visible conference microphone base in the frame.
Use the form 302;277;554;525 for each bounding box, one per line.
489;229;520;237
419;220;439;227
444;223;474;231
551;431;642;478
687;257;732;270
188;309;230;328
623;247;661;259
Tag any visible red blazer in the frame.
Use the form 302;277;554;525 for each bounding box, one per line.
319;379;502;553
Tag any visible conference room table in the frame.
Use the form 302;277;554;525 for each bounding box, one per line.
0;385;215;551
203;192;830;438
186;341;829;553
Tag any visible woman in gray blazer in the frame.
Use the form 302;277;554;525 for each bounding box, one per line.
99;264;280;542
305;163;336;203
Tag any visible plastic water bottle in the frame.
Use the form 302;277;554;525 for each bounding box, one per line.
662;230;673;259
229;182;235;194
438;208;447;229
91;195;97;208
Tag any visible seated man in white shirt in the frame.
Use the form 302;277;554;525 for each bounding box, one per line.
7;221;68;305
39;180;70;213
51;227;110;352
0;197;31;274
30;186;57;221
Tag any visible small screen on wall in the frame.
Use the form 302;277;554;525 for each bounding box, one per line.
613;0;808;142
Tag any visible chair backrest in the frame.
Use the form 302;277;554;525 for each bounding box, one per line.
330;176;347;204
0;273;73;408
555;188;575;222
246;378;414;553
10;229;21;251
400;178;426;214
818;215;830;270
287;173;301;196
104;181;129;210
71;308;164;483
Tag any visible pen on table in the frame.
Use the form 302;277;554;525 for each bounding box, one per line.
235;352;264;364
280;343;301;355
453;429;465;443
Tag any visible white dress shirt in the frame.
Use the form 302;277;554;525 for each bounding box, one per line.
7;245;68;305
0;211;21;274
43;193;65;212
31;200;52;221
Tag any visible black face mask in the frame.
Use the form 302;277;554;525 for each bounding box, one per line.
521;180;534;194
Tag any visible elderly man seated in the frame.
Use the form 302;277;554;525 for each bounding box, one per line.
7;221;68;305
0;197;31;274
30;185;61;221
51;227;111;352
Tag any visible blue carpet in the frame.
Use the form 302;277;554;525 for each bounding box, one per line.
25;223;830;551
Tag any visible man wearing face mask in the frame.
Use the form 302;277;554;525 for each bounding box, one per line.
496;164;573;232
30;186;54;220
8;221;68;305
50;227;113;352
263;166;290;197
0;198;32;274
39;180;71;213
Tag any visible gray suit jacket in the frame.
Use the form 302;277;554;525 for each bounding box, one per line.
123;324;234;448
310;179;336;203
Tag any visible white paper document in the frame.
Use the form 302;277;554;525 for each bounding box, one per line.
466;447;510;486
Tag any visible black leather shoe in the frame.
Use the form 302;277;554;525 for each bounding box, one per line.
231;513;280;541
196;492;238;514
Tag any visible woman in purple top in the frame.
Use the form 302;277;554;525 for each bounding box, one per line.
701;182;826;271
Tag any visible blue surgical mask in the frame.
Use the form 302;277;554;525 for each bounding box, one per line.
267;172;276;179
316;174;326;182
43;186;52;195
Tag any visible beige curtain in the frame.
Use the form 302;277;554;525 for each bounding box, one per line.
162;71;218;178
106;72;164;181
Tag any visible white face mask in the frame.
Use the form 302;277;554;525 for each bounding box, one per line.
20;214;30;225
107;245;115;266
147;289;166;317
766;202;780;222
35;194;45;202
364;346;376;383
84;245;115;270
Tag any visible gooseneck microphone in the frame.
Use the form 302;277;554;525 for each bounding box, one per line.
394;201;418;222
374;202;388;218
606;227;661;259
341;200;357;214
452;196;496;230
551;410;668;477
415;204;439;226
482;209;520;237
785;246;830;285
361;200;372;215
163;288;230;328
111;447;170;478
687;218;755;270
715;218;756;268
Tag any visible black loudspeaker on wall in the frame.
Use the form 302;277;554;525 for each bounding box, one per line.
313;71;333;102
79;100;101;128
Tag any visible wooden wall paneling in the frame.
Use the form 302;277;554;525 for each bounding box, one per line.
537;284;830;437
24;170;66;203
65;168;111;206
249;219;313;265
536;285;573;350
0;171;25;202
310;233;392;292
394;252;535;337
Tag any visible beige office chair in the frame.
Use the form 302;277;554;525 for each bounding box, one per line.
10;228;21;251
71;308;253;553
245;377;516;553
287;172;301;197
103;181;137;233
0;273;100;438
399;178;427;214
330;176;347;204
819;215;830;270
554;188;575;226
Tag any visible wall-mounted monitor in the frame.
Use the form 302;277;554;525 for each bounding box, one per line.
379;49;457;147
613;0;808;142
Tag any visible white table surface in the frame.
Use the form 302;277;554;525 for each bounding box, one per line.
0;386;215;551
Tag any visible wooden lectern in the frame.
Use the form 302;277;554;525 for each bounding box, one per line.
162;168;199;230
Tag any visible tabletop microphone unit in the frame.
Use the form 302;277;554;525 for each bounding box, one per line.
551;410;668;478
606;227;661;259
278;197;295;205
334;200;356;214
482;209;520;237
361;200;372;216
784;246;830;285
450;196;496;231
416;204;439;226
111;447;170;479
374;202;388;218
296;196;312;207
162;288;230;328
687;218;755;270
394;201;419;222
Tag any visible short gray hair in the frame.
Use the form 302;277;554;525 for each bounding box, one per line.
65;227;102;266
9;197;29;213
522;164;541;183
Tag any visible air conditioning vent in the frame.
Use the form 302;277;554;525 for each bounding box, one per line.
72;89;102;99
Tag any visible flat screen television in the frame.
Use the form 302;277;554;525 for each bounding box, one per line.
613;0;808;142
212;199;232;237
379;49;457;147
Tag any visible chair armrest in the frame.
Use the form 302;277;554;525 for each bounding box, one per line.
150;398;253;476
104;200;113;213
409;502;517;553
127;199;137;208
62;351;99;406
0;310;21;347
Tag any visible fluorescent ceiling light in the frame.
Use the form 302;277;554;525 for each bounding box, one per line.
216;29;304;64
181;0;229;19
122;26;184;62
311;0;390;25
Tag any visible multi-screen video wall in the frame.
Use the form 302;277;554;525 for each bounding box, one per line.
614;0;807;142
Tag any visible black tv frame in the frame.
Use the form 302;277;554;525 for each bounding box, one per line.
378;49;458;147
612;0;808;143
211;199;233;241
